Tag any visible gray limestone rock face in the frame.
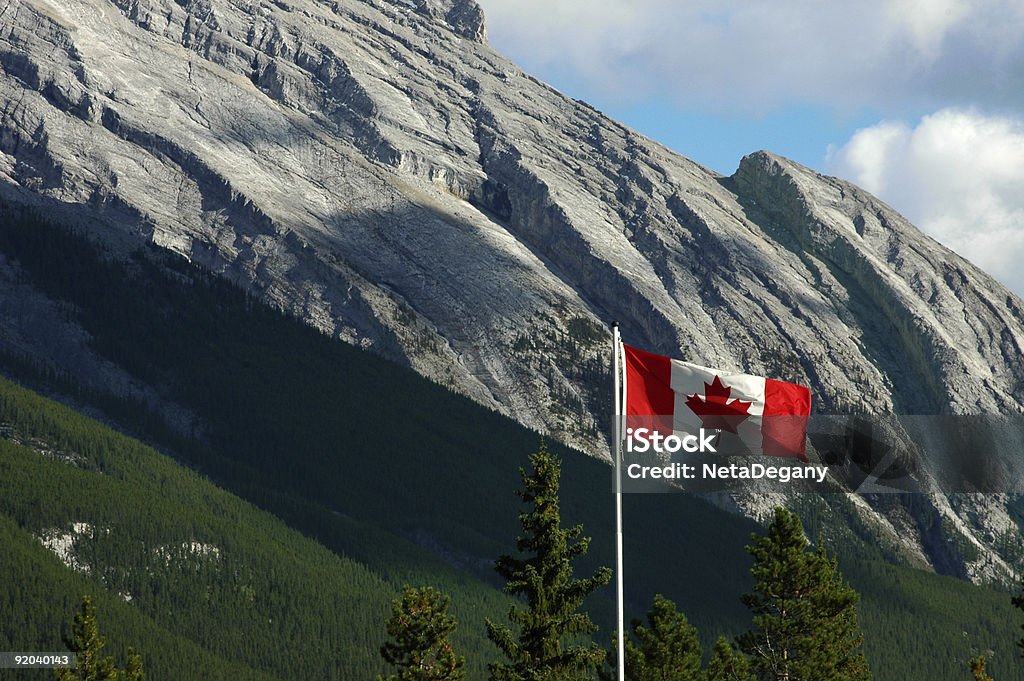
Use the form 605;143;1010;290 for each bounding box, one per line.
414;0;487;42
1;0;1022;581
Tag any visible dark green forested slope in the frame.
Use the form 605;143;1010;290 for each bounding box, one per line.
848;557;1021;677
0;375;516;679
0;514;280;681
0;204;1022;680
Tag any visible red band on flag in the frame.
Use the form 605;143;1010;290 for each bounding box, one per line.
763;378;812;461
763;378;811;417
623;344;674;435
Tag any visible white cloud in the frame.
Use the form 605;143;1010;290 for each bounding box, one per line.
826;108;1024;295
884;0;972;58
476;0;1024;113
825;120;910;195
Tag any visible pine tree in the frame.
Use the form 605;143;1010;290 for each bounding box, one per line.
738;508;870;681
123;649;144;681
55;595;144;681
604;594;702;681
378;585;465;681
703;637;752;681
486;442;613;681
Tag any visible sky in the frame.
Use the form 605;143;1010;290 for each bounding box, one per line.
475;0;1024;296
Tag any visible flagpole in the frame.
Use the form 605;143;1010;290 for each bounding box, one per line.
612;322;625;681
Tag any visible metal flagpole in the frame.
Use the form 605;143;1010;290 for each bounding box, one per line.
612;322;625;681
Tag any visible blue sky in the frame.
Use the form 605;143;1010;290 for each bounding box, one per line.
476;0;1024;295
544;93;882;177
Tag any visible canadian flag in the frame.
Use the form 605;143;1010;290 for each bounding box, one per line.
623;344;812;461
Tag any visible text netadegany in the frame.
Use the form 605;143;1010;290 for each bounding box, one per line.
625;462;829;484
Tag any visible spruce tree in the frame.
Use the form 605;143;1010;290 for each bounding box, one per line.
738;508;870;681
55;595;144;681
486;442;613;681
604;594;702;681
379;585;465;681
123;649;144;681
703;637;752;681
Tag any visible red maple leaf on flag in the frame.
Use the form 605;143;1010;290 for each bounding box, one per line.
685;375;752;433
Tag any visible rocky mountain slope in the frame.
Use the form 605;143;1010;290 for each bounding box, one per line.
1;0;1023;581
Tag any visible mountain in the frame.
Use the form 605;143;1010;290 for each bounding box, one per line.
2;0;1024;580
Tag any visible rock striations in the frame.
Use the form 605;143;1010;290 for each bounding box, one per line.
1;0;1023;580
